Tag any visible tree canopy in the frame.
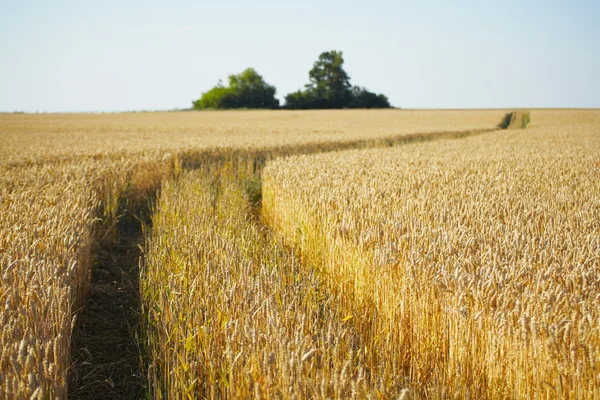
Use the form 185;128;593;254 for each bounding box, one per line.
193;68;279;110
284;50;391;109
192;51;392;110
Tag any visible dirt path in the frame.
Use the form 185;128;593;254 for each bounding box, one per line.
69;220;146;399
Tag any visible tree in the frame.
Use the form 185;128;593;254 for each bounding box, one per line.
283;90;316;110
193;68;279;110
192;80;235;109
284;50;392;109
307;50;352;108
350;86;391;108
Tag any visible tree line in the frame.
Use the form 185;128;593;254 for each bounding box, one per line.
192;50;391;110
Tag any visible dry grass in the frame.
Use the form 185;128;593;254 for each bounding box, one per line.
263;110;600;398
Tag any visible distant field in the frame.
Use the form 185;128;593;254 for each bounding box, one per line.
0;109;506;165
0;109;598;398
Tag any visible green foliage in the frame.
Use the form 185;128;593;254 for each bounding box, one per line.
284;50;391;109
498;111;531;129
522;112;531;128
192;82;235;110
283;90;317;110
498;113;513;129
243;175;262;206
350;86;391;108
193;68;279;110
308;50;352;108
193;51;391;110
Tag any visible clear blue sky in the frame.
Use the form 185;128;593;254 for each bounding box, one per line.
0;0;598;112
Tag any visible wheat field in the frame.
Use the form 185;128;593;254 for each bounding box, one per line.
0;157;174;398
0;110;504;166
1;109;504;398
142;166;401;398
1;109;597;398
263;110;600;398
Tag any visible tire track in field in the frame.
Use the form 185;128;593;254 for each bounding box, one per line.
68;126;500;398
69;219;147;399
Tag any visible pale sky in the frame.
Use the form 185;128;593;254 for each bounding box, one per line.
0;0;598;112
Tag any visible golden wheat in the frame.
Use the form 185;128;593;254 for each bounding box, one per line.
0;158;175;398
263;110;600;398
143;163;421;398
144;167;357;397
0;110;505;166
0;108;559;398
